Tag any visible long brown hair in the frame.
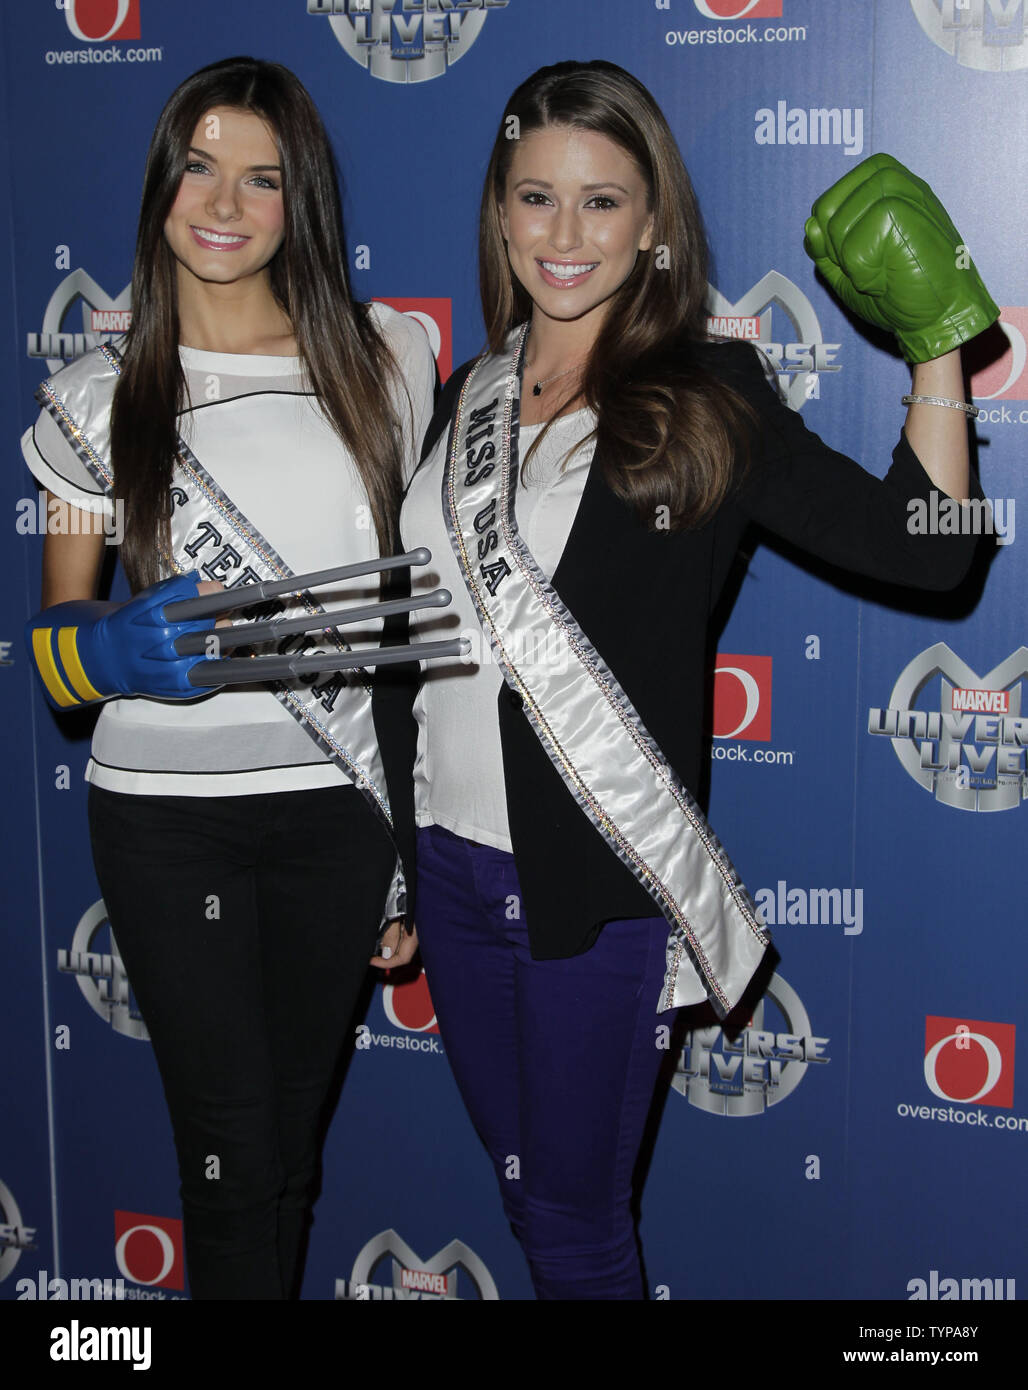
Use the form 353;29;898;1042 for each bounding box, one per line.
112;56;407;589
479;60;754;530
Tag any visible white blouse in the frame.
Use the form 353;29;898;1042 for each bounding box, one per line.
22;303;435;796
402;406;597;852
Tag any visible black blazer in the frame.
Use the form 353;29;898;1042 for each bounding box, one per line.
373;340;979;960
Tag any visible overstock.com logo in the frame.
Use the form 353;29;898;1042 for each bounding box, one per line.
374;297;452;381
868;644;1028;812
62;0;141;42
694;0;782;17
970;307;1028;400
712;654;772;741
910;0;1028;72
924;1016;1015;1108
308;1;510;85
707;271;840;411
383;967;439;1035
114;1212;184;1291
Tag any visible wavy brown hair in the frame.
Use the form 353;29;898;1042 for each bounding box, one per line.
480;60;754;530
111;56;407;589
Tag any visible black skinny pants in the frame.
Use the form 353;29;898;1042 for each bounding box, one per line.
88;783;394;1300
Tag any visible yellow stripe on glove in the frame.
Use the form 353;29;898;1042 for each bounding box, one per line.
30;628;79;708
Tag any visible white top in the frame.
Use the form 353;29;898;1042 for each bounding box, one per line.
22;303;435;796
403;406;597;851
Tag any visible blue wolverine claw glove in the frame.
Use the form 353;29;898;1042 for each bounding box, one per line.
26;572;221;709
803;152;999;363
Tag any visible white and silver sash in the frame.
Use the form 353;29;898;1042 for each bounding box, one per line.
442;326;771;1016
37;344;405;919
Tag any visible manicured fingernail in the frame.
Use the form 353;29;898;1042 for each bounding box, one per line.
381;946;393;960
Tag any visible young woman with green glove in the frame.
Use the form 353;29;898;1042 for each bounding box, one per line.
375;60;998;1300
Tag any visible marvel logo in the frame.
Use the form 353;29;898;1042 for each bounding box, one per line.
90;309;132;333
950;687;1010;714
400;1267;448;1295
707;315;760;339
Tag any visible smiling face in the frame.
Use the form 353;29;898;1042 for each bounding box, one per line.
163;106;286;293
498;124;654;336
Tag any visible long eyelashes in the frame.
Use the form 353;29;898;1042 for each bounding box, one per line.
181;163;280;191
519;193;621;210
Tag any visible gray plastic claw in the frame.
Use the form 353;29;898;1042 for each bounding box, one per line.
173;589;452;658
187;637;469;687
163;548;433;623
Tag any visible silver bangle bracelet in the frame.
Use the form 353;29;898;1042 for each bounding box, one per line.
902;394;980;420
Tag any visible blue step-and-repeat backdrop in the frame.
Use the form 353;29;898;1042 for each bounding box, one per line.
2;0;1025;1304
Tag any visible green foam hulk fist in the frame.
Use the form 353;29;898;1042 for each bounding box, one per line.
803;152;999;363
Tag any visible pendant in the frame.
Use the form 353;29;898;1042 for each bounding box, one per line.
532;382;542;396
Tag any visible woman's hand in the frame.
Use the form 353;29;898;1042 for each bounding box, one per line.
27;571;229;708
370;919;419;970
